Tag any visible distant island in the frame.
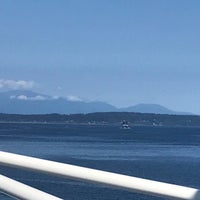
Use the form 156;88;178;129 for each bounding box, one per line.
0;112;200;127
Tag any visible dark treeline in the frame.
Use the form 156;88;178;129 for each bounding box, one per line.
0;112;200;126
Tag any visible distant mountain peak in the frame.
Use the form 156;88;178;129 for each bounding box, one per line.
0;90;190;115
0;89;48;97
0;90;116;114
120;103;191;115
0;90;50;101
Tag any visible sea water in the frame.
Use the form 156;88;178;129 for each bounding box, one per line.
0;123;200;200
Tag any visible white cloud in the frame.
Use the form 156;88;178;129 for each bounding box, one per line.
17;95;28;100
32;95;47;100
66;95;82;102
10;95;47;101
0;79;34;90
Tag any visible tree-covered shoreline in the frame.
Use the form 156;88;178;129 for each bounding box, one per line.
0;112;200;127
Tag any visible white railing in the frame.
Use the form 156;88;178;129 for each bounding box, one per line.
0;174;62;200
0;151;200;200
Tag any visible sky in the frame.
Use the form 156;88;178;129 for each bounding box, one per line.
0;0;200;113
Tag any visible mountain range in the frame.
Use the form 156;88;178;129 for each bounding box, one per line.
0;90;189;115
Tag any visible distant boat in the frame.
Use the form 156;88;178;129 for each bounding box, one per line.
121;120;131;129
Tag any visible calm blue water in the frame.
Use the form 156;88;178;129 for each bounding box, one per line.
1;123;200;200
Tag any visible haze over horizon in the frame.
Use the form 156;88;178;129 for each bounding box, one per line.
0;1;200;114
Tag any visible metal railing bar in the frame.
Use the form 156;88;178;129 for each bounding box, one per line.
0;174;63;200
0;151;200;200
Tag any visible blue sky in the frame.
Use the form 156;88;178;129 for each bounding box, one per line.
0;0;200;113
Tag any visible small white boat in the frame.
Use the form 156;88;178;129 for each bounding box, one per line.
121;120;131;129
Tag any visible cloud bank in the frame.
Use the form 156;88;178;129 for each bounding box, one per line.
0;79;34;90
66;95;82;102
10;94;83;102
10;95;48;101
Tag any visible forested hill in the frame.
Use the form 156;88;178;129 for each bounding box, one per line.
0;112;200;127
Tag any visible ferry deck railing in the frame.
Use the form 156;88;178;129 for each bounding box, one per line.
0;151;200;200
